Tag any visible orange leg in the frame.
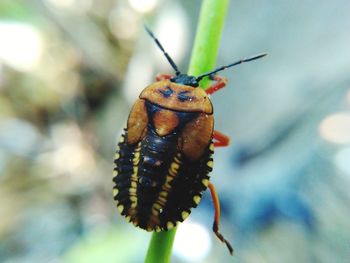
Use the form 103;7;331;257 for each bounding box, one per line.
208;80;232;254
208;182;234;255
213;130;230;147
155;73;173;81
205;75;228;95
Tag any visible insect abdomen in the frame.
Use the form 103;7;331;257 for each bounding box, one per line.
113;126;213;231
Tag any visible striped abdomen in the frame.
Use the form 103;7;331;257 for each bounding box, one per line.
113;122;214;231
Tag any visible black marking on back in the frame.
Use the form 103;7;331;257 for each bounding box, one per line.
158;86;174;98
145;101;199;131
177;91;195;102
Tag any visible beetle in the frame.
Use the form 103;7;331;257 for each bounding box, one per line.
113;26;266;255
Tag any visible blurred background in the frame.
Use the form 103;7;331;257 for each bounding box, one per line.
1;0;350;262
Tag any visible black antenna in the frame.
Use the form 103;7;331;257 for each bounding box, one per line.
144;25;181;76
196;53;267;82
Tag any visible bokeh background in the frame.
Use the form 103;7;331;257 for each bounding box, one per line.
1;0;350;262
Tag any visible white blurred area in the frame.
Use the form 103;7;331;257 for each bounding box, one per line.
128;0;160;14
319;112;350;178
45;0;93;14
0;22;43;71
174;221;212;262
319;112;350;144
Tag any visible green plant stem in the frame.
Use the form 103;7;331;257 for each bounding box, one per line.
144;0;229;262
144;228;177;263
189;0;229;88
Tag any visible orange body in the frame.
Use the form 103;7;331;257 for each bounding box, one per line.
127;79;214;161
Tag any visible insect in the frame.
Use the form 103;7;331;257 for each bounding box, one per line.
113;26;266;255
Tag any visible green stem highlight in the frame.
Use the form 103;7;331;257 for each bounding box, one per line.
144;0;229;262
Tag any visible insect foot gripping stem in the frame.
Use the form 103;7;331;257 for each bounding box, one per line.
205;75;228;95
213;130;230;147
155;73;173;81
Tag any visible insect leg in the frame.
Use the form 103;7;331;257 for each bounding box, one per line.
155;73;173;81
205;75;227;95
213;130;230;147
208;182;234;255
